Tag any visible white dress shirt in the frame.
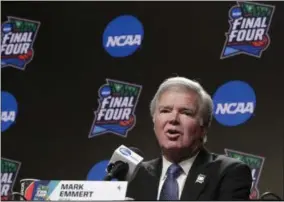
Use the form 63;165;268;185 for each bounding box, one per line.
157;153;199;200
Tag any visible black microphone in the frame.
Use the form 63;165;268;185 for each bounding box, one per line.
104;160;129;181
103;145;144;181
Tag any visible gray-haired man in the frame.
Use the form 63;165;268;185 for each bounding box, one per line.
126;77;252;200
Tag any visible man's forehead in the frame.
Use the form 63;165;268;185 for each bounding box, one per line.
158;94;198;104
157;91;199;109
158;104;196;109
159;89;198;99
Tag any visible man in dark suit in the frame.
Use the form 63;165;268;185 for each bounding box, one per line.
126;77;252;200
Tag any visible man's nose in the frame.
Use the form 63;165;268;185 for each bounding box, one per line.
169;111;180;125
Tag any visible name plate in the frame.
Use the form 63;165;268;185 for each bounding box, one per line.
21;180;128;201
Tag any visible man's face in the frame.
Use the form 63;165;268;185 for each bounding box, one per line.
153;89;204;155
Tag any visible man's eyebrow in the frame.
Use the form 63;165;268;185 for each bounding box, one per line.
180;107;194;111
158;105;197;112
180;107;198;114
158;105;172;109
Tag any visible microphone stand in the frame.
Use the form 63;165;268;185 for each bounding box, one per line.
10;192;27;201
260;192;282;200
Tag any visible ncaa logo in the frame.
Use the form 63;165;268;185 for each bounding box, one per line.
103;15;144;57
231;7;242;18
1;91;18;132
119;147;131;156
213;81;256;126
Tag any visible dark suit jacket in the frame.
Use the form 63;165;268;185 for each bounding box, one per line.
126;148;252;200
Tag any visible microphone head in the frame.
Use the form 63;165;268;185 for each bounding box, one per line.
108;145;144;182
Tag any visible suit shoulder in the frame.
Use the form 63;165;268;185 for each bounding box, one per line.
141;158;160;172
142;158;159;167
210;152;251;172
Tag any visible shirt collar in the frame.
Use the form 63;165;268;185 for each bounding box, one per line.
161;152;199;179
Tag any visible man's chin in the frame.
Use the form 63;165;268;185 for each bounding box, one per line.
161;141;182;151
160;141;198;162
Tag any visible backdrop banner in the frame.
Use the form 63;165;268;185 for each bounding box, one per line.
1;1;283;200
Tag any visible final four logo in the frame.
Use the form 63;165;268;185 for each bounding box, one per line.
1;158;21;201
221;2;275;59
89;79;142;138
1;16;40;70
225;149;265;200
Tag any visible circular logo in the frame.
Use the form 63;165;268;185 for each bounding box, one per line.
1;91;18;132
231;7;242;19
102;15;144;57
87;160;117;181
119;147;131;156
99;85;111;97
213;81;256;126
2;23;12;33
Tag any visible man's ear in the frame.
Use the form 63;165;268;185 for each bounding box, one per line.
200;126;208;143
152;113;156;123
200;123;207;135
199;118;204;127
152;115;156;131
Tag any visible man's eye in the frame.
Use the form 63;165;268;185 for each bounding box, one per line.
160;109;170;113
182;111;194;116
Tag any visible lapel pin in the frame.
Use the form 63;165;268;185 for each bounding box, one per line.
195;174;206;184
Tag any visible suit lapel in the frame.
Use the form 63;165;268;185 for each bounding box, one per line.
143;158;162;200
181;148;212;200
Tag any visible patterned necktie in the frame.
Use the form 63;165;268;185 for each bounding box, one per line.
159;164;183;200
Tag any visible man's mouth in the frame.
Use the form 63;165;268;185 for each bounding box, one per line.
166;129;181;139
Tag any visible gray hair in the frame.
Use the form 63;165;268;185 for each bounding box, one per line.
150;77;213;143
